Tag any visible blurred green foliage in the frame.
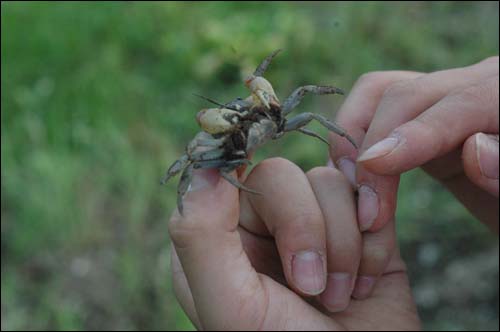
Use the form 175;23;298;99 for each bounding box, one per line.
1;2;498;331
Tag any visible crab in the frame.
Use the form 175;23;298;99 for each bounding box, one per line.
162;50;357;213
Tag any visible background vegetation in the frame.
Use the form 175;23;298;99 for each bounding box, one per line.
1;2;498;330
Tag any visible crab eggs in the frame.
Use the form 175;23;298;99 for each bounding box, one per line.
196;108;242;134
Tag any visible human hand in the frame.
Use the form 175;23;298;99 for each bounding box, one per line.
329;56;498;299
168;158;420;330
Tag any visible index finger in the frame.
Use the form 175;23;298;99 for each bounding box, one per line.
329;71;422;185
240;158;328;296
358;74;499;174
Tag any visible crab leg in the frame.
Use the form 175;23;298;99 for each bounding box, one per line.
189;158;259;194
253;49;282;77
192;158;252;170
284;112;358;148
282;85;345;116
176;163;194;215
189;148;226;161
294;128;331;147
219;159;261;195
175;157;253;214
219;171;262;195
186;132;226;155
160;154;190;185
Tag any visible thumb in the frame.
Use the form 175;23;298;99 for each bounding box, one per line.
168;169;267;330
462;133;499;197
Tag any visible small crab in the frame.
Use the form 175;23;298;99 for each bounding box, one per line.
162;50;357;213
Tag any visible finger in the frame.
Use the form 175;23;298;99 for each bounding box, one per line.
356;61;498;232
306;166;361;312
441;172;500;233
329;71;423;186
359;75;499;174
462;133;499;196
241;157;328;296
338;248;420;332
238;225;285;284
168;169;268;330
359;58;498;158
352;218;397;300
170;245;202;330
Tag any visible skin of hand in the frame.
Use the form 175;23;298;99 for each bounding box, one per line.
329;56;499;299
168;158;420;331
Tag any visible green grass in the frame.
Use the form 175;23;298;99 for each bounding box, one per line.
1;2;499;330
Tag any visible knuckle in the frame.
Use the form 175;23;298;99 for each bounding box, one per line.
307;166;340;179
331;238;362;261
355;71;387;89
362;244;393;267
168;215;207;249
480;55;499;65
449;82;497;113
287;209;324;230
260;156;294;169
307;166;350;188
381;79;420;103
252;157;300;178
275;208;324;241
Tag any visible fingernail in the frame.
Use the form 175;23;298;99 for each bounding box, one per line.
476;133;499;180
327;158;336;169
187;169;220;192
358;185;379;232
320;273;353;312
292;250;326;295
357;136;400;162
352;276;375;299
337;158;356;186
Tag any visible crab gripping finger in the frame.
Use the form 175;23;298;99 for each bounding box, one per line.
192;158;252;170
161;154;190;185
220;171;262;195
176;164;194;215
189;148;226;162
282;85;345;116
295;128;331;147
285;112;358;149
253;49;282;77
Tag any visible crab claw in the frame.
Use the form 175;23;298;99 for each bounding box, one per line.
245;76;279;110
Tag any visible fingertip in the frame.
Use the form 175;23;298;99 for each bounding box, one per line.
329;129;364;162
356;131;408;175
337;157;357;187
168;169;241;249
329;127;366;187
184;169;238;220
351;276;376;300
246;158;329;297
475;133;499;180
319;273;353;312
462;133;499;196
